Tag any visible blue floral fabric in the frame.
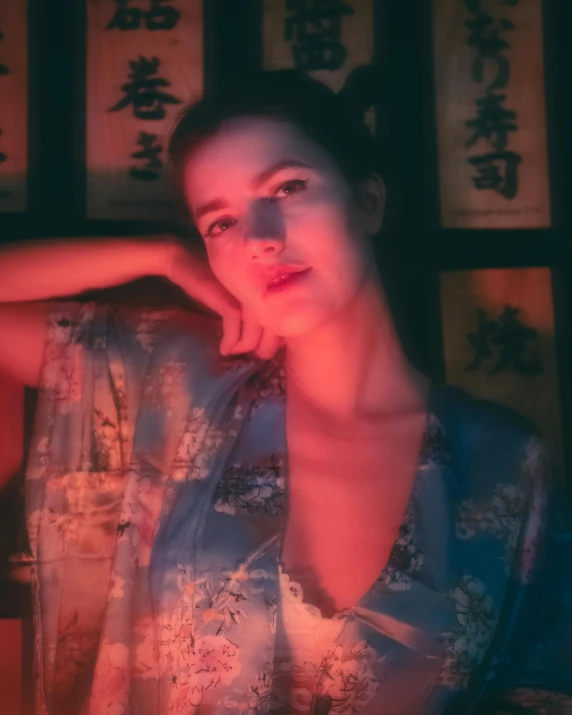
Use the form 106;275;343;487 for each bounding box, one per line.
25;302;572;715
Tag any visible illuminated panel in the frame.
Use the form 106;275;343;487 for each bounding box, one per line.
0;0;28;212
262;0;376;133
440;267;564;479
86;0;203;220
432;0;551;228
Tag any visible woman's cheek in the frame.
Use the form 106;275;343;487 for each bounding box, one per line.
206;247;235;293
214;250;254;305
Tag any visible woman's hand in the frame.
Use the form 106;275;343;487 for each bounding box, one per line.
165;242;284;360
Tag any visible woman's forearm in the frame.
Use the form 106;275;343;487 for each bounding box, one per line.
0;237;174;302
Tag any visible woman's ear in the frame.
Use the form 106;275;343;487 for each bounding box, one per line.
356;173;386;236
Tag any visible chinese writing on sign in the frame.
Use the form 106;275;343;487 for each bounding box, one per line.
283;0;354;71
464;0;522;200
0;30;9;75
108;52;181;181
106;0;182;182
109;56;181;120
0;29;11;199
466;304;542;377
106;0;181;31
129;131;163;180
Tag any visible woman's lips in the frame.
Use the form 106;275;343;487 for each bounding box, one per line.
265;268;312;294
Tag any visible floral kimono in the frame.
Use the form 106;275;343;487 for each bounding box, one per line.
25;301;572;715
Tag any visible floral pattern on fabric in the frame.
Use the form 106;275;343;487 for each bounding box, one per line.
171;406;227;483
504;690;572;715
455;484;526;571
248;360;286;417
131;308;182;353
24;302;572;715
314;642;381;714
418;415;450;467
379;508;424;591
214;455;285;516
439;575;497;689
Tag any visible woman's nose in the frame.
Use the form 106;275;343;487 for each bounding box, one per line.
244;198;286;258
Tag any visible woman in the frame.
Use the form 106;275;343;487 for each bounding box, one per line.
0;70;570;715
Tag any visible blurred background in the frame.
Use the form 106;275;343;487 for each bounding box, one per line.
0;1;570;712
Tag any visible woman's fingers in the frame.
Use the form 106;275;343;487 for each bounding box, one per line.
219;308;242;355
227;310;263;355
219;304;286;360
255;330;283;360
166;245;283;360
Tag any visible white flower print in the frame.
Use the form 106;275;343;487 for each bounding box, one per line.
163;633;242;712
379;509;424;591
27;506;78;558
502;688;572;715
248;360;286;417
42;340;84;414
171;406;225;483
289;687;313;713
214;455;285;516
270;569;347;713
109;572;125;600
133;616;159;681
223;687;260;714
90;639;129;715
224;674;272;715
419;415;449;467
316;641;381;714
175;564;200;607
456;483;526;571
133;308;180;352
91;408;122;472
141;361;186;415
51;616;101;690
159;600;195;676
158;564;248;696
439;575;497;689
193;572;249;637
194;635;241;687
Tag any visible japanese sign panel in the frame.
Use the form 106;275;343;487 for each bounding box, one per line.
262;0;376;133
440;268;564;480
433;0;551;228
0;0;28;212
86;0;203;220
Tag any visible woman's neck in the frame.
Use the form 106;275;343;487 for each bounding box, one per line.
283;275;428;431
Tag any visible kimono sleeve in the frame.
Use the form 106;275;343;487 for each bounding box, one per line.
25;300;183;549
24;300;191;710
451;438;572;714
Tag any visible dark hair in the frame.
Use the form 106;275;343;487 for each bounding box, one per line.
168;69;384;229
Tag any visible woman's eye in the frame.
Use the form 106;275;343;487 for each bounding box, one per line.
206;217;236;238
271;179;309;202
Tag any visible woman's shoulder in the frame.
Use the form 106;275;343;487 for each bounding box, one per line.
431;382;539;443
428;383;550;498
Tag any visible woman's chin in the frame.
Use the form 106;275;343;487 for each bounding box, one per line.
265;308;330;340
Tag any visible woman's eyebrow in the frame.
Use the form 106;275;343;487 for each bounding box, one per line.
194;159;312;224
251;158;311;189
195;198;227;223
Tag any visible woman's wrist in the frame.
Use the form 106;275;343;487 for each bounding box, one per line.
159;237;187;283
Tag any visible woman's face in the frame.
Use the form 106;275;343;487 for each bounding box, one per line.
183;115;383;337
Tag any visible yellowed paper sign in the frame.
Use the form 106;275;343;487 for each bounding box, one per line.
86;0;203;220
440;268;564;479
